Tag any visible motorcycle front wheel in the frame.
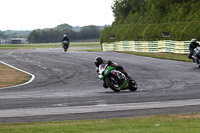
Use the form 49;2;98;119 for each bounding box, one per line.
105;76;120;92
62;44;69;52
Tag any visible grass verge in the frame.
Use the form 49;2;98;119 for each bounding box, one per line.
0;63;30;88
0;42;101;49
0;114;200;133
118;51;192;62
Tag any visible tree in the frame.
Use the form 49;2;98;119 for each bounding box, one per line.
0;31;7;39
79;25;101;40
27;24;102;43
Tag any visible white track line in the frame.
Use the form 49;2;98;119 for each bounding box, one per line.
0;99;200;117
0;61;35;90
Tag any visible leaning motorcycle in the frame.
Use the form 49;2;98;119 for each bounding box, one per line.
98;64;138;92
62;40;69;52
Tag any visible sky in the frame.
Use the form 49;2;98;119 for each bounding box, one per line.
0;0;114;31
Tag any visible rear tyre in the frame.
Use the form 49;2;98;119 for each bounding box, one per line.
128;79;138;91
105;76;120;92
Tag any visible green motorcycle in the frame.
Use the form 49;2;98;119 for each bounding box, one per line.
98;64;138;92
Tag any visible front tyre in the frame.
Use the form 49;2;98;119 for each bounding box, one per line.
62;43;69;52
128;79;138;91
105;76;120;92
64;48;68;52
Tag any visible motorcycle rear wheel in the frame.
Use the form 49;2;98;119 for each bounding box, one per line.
128;79;138;91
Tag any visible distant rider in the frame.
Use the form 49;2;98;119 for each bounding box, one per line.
188;38;200;61
94;56;130;88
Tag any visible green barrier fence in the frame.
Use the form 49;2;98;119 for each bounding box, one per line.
102;40;192;54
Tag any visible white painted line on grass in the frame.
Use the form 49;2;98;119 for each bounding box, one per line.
0;99;200;117
0;61;35;89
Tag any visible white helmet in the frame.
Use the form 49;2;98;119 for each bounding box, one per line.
64;34;67;37
191;38;196;43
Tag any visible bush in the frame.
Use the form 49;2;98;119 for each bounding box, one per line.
100;22;200;43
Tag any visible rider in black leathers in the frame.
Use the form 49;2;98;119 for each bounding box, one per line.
188;38;200;60
62;34;70;51
94;56;130;88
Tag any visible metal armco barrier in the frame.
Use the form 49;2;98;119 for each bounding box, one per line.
102;40;192;54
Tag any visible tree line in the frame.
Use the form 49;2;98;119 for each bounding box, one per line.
112;0;200;25
0;30;30;39
28;24;102;43
100;0;200;42
1;24;108;43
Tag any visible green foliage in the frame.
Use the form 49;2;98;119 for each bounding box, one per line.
112;0;200;24
0;30;30;39
101;0;200;42
100;22;200;43
0;31;7;39
79;25;101;40
54;23;73;30
1;24;105;43
28;25;102;43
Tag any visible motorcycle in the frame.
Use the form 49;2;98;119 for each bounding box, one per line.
193;47;200;67
62;40;69;52
98;63;138;92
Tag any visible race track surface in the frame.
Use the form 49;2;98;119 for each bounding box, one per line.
0;48;200;123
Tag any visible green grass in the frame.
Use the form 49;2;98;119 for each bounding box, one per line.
0;114;200;133
72;48;102;52
0;42;101;49
118;51;192;62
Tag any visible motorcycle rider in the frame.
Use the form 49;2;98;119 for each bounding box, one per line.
188;38;200;61
94;56;130;88
62;34;70;51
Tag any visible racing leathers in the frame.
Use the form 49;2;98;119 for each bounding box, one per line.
188;41;200;60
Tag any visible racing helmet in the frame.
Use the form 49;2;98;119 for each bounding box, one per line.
94;56;103;67
191;38;197;43
63;34;67;37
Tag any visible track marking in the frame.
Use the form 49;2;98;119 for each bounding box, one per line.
0;61;35;89
0;99;200;117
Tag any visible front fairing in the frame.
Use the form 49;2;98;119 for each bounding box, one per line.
104;66;115;77
98;64;115;79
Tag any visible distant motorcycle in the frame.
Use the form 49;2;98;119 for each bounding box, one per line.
62;41;69;52
98;63;138;92
193;47;200;67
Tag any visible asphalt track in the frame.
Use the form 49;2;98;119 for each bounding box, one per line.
0;48;200;123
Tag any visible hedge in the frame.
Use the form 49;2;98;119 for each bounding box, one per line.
100;22;200;43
